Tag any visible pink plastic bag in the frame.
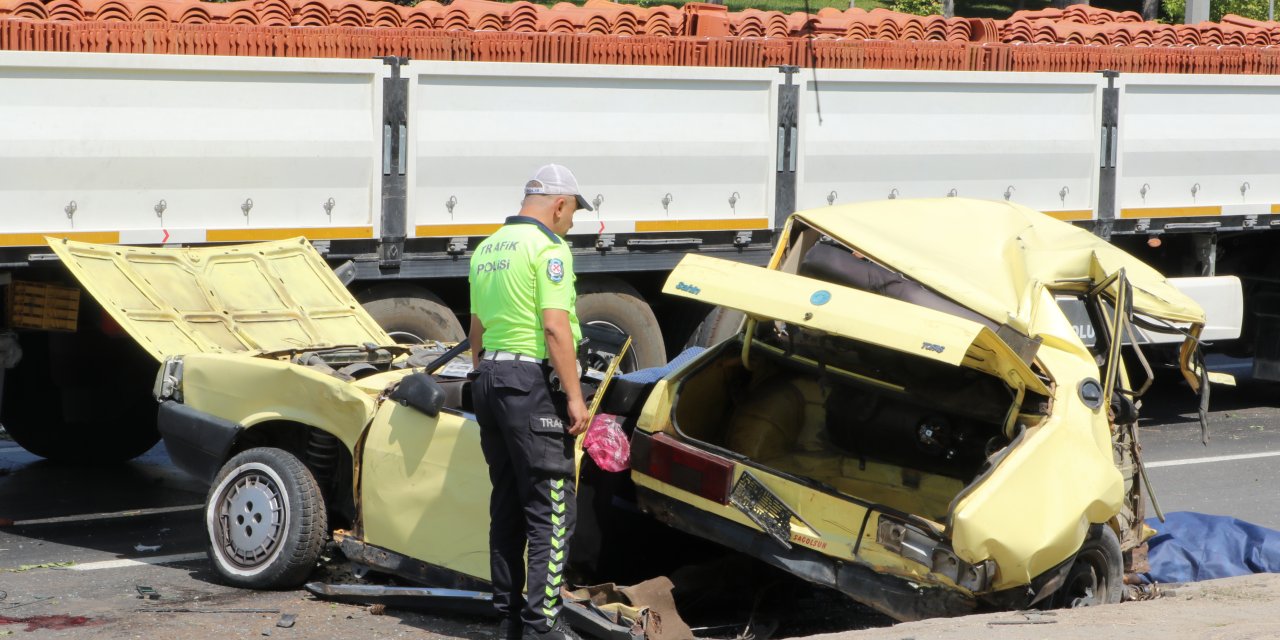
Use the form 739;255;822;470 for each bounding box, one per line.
583;413;630;472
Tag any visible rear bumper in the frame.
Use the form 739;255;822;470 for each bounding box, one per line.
633;485;976;622
157;400;240;484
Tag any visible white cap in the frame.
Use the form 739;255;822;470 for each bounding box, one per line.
524;164;592;211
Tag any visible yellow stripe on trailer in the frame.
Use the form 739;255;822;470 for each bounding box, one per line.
1119;206;1222;219
206;226;374;242
0;232;121;247
416;224;503;238
1042;210;1093;222
635;218;770;232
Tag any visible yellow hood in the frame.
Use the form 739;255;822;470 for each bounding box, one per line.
47;237;394;361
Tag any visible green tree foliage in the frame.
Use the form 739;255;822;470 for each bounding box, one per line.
890;0;944;15
1163;0;1277;22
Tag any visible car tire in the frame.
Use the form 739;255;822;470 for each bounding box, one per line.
577;278;666;372
359;284;465;345
687;306;745;349
1051;524;1124;608
205;447;328;589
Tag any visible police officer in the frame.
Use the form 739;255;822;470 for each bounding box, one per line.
469;164;592;640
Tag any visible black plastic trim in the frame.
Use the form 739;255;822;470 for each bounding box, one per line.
157;400;241;484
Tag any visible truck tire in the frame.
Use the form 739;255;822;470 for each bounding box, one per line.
206;447;328;589
577;278;666;372
1050;524;1124;608
1;326;159;463
688;306;746;349
358;284;465;344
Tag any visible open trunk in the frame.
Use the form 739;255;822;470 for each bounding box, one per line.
669;330;1037;525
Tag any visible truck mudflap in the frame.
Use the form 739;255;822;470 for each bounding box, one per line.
156;400;240;484
632;485;977;622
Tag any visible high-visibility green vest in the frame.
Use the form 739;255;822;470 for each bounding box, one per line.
469;216;581;359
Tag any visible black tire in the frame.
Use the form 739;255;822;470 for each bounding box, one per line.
577;278;666;372
1050;524;1124;608
687;306;746;349
1;325;159;464
205;447;328;589
358;284;465;344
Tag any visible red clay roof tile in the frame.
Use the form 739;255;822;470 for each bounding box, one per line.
5;0;1280;74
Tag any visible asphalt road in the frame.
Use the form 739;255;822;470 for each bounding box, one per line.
0;377;1277;637
1138;380;1280;530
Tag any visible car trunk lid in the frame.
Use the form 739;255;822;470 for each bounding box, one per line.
662;254;1050;398
46;237;394;361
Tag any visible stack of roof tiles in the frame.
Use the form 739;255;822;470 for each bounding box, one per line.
4;0;1280;73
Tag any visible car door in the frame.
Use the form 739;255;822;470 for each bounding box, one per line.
357;335;632;584
359;394;494;583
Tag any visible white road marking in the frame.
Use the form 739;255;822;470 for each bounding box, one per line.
9;504;202;527
1145;450;1280;469
68;552;206;571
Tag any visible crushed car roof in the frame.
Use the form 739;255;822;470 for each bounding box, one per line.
47;237;394;360
792;199;1206;342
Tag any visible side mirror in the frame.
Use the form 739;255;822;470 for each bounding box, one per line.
388;373;446;418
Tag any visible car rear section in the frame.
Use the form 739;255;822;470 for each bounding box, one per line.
624;254;1059;621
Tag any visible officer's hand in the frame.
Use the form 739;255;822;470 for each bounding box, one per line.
567;398;590;436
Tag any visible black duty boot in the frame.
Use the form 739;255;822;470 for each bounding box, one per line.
520;617;581;640
496;618;523;640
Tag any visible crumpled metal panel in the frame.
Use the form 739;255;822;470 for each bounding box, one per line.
661;253;1050;398
47;237;394;361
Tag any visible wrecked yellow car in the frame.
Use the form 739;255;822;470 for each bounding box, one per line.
615;198;1208;621
45;238;563;589
45;196;1206;627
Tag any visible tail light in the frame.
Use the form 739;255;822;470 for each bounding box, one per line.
631;431;734;505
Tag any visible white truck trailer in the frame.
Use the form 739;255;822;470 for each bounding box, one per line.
0;51;1253;461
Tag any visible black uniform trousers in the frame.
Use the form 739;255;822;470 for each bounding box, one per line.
472;359;577;633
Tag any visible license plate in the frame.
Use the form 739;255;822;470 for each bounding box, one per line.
730;471;796;548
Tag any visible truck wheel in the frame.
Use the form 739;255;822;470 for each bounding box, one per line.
206;447;327;589
577;278;666;371
688;306;746;349
1;328;159;463
1051;524;1123;608
359;284;464;344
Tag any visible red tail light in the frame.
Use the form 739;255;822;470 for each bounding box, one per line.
631;431;734;505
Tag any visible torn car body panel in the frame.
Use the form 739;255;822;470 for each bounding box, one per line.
45;237;394;360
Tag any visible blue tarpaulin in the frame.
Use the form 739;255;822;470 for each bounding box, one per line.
1144;512;1280;584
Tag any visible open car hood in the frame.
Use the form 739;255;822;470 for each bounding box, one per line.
47;237;394;361
664;254;1050;397
790;199;1206;338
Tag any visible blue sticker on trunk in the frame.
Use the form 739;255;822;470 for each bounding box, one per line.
810;290;831;306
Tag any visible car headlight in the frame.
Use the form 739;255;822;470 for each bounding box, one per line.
153;356;184;402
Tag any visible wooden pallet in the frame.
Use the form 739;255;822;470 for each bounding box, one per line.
7;280;79;332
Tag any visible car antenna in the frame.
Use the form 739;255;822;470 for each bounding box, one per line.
802;0;824;126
